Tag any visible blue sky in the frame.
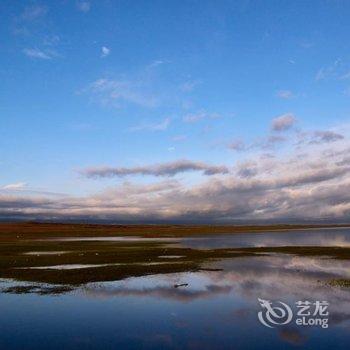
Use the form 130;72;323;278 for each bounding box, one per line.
1;1;350;222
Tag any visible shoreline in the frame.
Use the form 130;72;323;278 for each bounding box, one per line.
0;222;349;239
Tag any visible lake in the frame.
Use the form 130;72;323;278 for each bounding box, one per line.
0;228;349;349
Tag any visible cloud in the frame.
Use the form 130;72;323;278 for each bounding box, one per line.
21;5;47;21
310;131;344;144
228;140;246;151
81;159;230;178
2;182;27;191
101;46;110;58
77;1;91;12
129;118;171;132
315;59;341;81
183;111;220;123
1;149;350;223
1;124;349;224
264;135;286;147
84;78;158;108
148;60;164;68
297;130;345;145
236;162;258;178
271;113;296;132
23;48;56;60
228;135;285;152
276;90;294;99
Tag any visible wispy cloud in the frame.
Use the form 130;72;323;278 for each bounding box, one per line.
228;135;286;152
304;130;345;145
101;46;110;58
81;159;230;178
84;78;158;108
129;118;171;132
228;140;246;151
261;135;286;149
271;113;296;132
2;182;27;190
315;59;341;81
20;5;47;21
183;111;220;123
23;48;56;60
15;5;61;59
148;60;164;69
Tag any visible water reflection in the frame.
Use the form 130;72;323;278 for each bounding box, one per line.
1;229;350;349
181;228;350;249
1;254;350;349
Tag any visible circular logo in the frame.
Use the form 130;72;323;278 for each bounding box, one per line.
258;298;293;328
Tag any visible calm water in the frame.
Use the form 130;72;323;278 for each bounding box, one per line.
180;227;350;249
1;228;350;349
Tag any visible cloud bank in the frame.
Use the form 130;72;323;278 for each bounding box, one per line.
1;112;349;224
1;137;349;223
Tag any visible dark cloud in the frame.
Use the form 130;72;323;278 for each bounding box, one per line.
271;114;296;131
236;162;258;178
310;131;344;144
82;160;230;178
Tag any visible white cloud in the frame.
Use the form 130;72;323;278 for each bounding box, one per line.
23;48;55;60
2;182;27;190
101;46;110;58
148;60;164;68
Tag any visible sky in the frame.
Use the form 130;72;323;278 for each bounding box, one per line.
1;0;350;223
